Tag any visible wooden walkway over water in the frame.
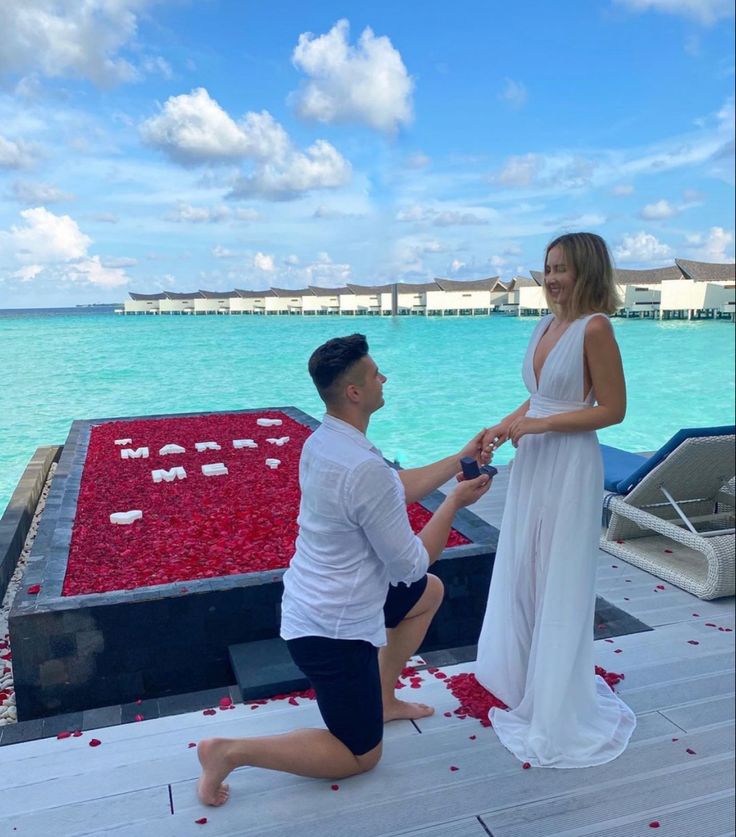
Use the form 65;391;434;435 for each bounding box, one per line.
1;467;733;836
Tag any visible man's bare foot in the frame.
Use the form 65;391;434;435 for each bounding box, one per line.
197;738;232;806
383;698;435;722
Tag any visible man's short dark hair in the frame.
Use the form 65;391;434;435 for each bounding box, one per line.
308;334;369;404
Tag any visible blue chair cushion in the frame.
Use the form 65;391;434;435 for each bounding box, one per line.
601;425;736;495
601;445;649;492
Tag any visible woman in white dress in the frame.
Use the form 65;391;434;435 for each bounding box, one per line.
476;232;636;768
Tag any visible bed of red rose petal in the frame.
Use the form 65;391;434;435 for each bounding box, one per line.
63;412;469;596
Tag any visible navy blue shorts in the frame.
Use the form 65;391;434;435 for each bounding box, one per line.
286;575;429;755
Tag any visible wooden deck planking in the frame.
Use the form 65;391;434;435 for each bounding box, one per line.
0;463;731;836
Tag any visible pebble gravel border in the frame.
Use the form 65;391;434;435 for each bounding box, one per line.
1;463;57;725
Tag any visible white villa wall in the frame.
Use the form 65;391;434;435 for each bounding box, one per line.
159;298;194;314
124;300;159;314
193;298;230;314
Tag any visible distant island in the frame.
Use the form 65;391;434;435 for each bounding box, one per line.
75;303;121;308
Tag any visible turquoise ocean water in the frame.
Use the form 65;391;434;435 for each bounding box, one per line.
1;307;734;515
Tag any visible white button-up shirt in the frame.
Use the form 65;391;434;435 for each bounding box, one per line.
280;414;430;647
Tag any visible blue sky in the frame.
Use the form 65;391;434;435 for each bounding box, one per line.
0;0;733;307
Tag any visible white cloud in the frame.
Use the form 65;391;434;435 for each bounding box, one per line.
449;259;466;274
3;207;90;263
14;264;43;282
0;133;35;169
406;152;430;169
140;89;290;165
498;78;528;109
141;55;173;80
613;0;733;25
103;256;137;268
0;0;151;86
396;204;491;226
212;245;236;259
614;231;673;263
0;207;131;287
290;19;413;133
639;199;678;219
68;256;128;287
228;139;351;200
11;180;74;204
312;205;364;219
686;226;735;262
495;153;542;187
165;202;260;224
612;184;635;196
141;88;351;199
165;202;230;224
89;212;119;224
253;252;275;272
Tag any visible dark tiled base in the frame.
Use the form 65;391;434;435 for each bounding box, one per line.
421;596;653;668
0;597;652;748
0;684;242;747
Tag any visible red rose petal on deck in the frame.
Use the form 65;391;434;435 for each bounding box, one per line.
605;639;614;643
664;548;673;553
522;762;531;769
655;585;665;590
671;738;679;741
687;640;700;645
72;730;82;737
443;711;452;717
188;742;196;748
202;709;216;716
686;748;696;754
56;731;71;739
611;564;618;568
469;735;477;740
26;585;41;594
195;817;208;824
705;622;716;627
614;649;623;653
288;697;299;706
135;714;144;721
135;699;142;705
219;696;233;708
89;738;102;747
649;822;660;829
434;672;447;679
330;784;339;791
692;613;700;617
449;765;459;772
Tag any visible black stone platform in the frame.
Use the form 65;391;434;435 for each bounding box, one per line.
229;638;309;700
9;407;499;720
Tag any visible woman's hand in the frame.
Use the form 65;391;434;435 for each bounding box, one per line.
480;423;509;462
507;416;549;447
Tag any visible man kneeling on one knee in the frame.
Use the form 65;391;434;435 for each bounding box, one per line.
198;333;492;806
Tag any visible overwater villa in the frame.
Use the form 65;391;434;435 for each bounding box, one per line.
121;259;736;320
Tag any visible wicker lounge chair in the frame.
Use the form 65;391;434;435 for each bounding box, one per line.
600;427;735;600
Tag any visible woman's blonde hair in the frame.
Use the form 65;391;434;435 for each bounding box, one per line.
544;232;621;319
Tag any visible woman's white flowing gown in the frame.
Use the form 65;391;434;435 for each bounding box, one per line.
475;313;636;768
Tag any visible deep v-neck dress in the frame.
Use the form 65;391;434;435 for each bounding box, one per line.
475;313;636;768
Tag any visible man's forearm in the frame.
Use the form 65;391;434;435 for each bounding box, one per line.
398;453;460;505
418;495;461;563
